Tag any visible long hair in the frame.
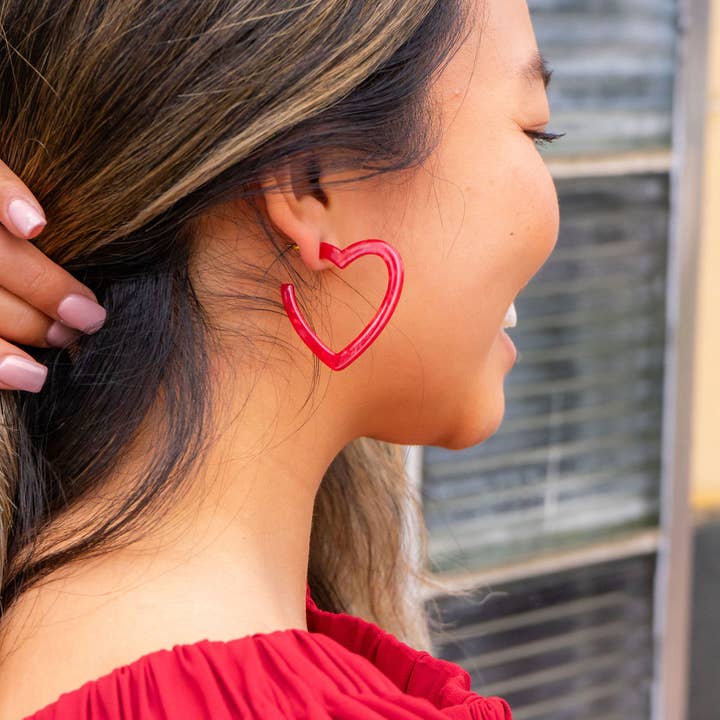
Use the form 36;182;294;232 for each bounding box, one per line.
0;0;476;650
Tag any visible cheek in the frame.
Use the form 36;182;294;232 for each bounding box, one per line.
498;150;559;273
457;151;559;340
525;160;560;262
397;151;557;350
374;142;559;400
491;157;558;335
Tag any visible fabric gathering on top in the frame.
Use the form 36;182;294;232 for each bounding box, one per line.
24;583;512;719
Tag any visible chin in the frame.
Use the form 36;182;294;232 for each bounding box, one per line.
439;384;506;451
369;364;508;449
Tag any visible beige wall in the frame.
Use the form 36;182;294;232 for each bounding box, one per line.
692;0;720;510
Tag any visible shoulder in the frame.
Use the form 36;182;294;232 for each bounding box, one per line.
0;553;293;720
0;578;354;720
12;634;323;720
0;570;514;720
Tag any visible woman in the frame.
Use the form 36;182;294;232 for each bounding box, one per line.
0;0;560;717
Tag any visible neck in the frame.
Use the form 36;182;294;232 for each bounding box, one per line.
81;346;354;633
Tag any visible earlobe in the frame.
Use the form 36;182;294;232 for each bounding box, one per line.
293;238;337;272
260;167;335;272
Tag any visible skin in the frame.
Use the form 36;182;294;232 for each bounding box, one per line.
0;182;102;372
0;0;559;716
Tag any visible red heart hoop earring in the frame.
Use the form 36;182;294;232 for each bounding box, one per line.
280;239;404;371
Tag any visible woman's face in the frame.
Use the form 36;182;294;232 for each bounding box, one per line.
307;0;559;449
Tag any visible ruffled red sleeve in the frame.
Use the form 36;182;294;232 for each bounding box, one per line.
24;583;512;719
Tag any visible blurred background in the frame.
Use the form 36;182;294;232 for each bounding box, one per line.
403;1;719;718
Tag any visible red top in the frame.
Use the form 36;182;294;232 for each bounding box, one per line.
25;582;512;719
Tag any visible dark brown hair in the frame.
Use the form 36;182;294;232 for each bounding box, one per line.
0;0;475;649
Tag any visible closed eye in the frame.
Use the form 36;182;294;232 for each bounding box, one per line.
525;129;566;147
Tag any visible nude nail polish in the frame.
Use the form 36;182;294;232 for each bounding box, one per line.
56;294;107;333
46;320;83;348
0;355;48;392
7;198;46;237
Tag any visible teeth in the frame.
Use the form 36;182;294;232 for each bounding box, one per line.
502;302;517;329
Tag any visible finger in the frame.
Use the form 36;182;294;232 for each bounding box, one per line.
0;225;107;334
0;159;47;239
0;338;48;393
0;286;83;349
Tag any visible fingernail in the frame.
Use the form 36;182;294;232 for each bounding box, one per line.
0;355;48;393
56;293;107;333
7;198;46;237
46;320;83;348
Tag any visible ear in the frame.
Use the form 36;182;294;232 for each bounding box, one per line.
260;158;336;272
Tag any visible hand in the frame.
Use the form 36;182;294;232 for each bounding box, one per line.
0;160;107;393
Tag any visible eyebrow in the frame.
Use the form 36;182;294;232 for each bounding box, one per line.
519;51;553;89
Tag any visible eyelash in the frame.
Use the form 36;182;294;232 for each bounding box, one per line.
525;129;566;146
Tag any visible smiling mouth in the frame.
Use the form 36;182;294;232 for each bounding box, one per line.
502;301;517;329
502;278;532;331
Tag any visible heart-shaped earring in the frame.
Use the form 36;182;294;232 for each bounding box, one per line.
280;239;404;371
